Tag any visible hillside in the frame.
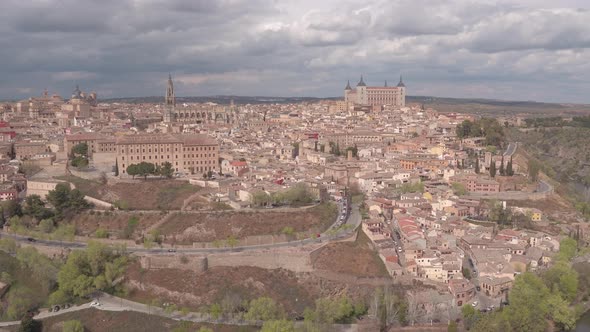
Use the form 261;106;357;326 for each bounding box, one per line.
507;127;590;218
409;96;590;116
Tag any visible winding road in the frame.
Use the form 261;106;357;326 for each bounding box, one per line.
504;142;518;157
0;203;362;256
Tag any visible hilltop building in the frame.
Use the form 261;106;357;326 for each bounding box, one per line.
344;75;406;108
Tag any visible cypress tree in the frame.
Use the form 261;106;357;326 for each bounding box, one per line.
475;158;480;174
490;160;496;178
114;159;119;176
507;156;514;176
499;156;505;176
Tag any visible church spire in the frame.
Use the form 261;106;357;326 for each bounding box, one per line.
357;75;366;87
384;80;388;87
397;75;406;88
345;80;352;90
165;74;175;107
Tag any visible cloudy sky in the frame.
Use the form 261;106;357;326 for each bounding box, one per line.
1;0;590;103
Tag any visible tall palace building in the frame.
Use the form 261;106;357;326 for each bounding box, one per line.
344;75;406;108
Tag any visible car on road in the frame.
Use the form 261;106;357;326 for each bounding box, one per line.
167;248;176;252
90;301;101;307
26;237;36;242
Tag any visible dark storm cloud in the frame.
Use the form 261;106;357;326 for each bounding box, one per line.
1;0;590;103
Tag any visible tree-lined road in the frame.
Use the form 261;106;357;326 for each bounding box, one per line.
0;203;361;256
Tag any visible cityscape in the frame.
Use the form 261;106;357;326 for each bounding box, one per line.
1;1;590;332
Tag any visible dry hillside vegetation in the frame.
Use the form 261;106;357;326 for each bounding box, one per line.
71;212;161;236
157;203;337;243
24;308;254;332
126;264;316;314
56;176;201;210
312;231;389;278
125;263;376;317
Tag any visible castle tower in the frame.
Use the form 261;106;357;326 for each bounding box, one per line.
164;74;176;123
397;75;406;107
356;75;367;105
344;80;352;103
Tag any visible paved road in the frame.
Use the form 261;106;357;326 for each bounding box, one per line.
504;142;518;157
0;203;361;256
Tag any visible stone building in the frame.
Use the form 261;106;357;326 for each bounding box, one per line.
344;75;406;108
117;133;219;176
163;75;237;124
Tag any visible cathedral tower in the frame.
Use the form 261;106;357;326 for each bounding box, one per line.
164;74;176;123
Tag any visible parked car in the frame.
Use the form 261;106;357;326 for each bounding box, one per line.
471;301;478;307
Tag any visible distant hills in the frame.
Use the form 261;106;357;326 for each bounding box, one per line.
100;95;590;116
102;95;341;105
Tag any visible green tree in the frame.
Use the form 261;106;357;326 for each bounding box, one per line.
70;156;89;168
137;162;156;179
48;289;70;306
452;183;468;196
546;293;576;331
196;328;214;332
490;159;496;178
499;156;505;175
506;157;514;176
475;158;480;174
528;159;541;182
504;273;550;332
114;158;119;176
22;195;53;221
160;162;174;178
46;183;70;210
47;183;91;218
461;304;479;330
245;297;283;321
209;303;223;320
0;206;5;228
6;287;36;321
448;320;458;332
462;267;472;280
292;142;300;158
95;228;108;238
18;314;41;332
542;261;578;302
62;320;84;332
55;241;128;299
71;143;88;157
261;320;295;332
2;200;21;218
38;218;55;233
558;237;578;262
127;164;139;179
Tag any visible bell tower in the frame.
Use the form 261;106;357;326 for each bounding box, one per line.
164;74;176;123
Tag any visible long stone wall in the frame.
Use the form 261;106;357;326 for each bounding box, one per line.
136;247;315;273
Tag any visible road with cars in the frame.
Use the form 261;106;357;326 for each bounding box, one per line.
0;199;361;256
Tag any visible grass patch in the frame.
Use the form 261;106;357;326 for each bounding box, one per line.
54;175;104;198
156;183;200;210
356;229;390;277
312;202;339;231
